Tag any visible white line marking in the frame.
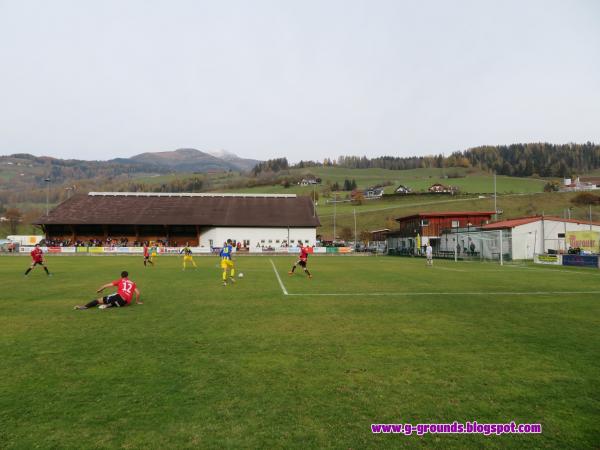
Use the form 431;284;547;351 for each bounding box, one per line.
286;291;600;297
499;266;598;276
434;266;467;272
269;259;288;295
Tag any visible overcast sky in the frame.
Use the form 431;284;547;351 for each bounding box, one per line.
1;0;599;162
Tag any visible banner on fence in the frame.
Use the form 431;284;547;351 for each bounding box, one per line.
562;254;599;268
534;254;561;265
566;231;600;253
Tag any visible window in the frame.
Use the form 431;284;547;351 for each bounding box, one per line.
276;240;280;243
268;239;273;243
451;220;460;228
421;220;429;226
558;233;565;238
261;239;265;243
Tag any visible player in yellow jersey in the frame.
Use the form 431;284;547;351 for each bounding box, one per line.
180;243;197;270
219;239;235;286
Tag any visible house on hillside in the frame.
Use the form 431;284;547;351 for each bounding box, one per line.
560;177;600;192
299;178;320;186
428;183;457;194
395;184;412;194
364;187;384;199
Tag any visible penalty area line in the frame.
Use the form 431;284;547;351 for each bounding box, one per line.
286;291;600;297
269;259;288;296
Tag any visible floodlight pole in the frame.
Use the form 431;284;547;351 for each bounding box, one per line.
499;229;504;266
44;178;51;216
493;172;497;220
313;184;316;218
590;205;593;230
353;208;357;251
333;192;337;242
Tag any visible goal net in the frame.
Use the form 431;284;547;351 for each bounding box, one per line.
437;229;512;262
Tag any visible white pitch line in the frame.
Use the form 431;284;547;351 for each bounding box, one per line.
269;258;288;296
434;266;467;272
286;291;600;297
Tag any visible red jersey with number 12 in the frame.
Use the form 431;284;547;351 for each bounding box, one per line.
112;278;136;303
31;247;43;263
299;246;309;261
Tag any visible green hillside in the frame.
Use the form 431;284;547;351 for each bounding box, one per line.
213;167;546;195
317;191;595;239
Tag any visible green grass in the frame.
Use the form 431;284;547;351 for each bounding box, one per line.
129;167;546;195
1;255;598;448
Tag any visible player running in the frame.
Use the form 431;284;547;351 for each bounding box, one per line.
74;271;142;310
24;244;51;276
150;243;158;265
289;242;312;278
219;239;236;286
180;243;197;270
143;242;154;267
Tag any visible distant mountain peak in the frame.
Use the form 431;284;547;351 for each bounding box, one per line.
208;149;236;159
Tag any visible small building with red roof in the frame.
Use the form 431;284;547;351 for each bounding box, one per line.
386;211;495;254
439;215;600;260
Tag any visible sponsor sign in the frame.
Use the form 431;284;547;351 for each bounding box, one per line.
562;254;599;267
88;247;104;253
566;231;600;253
535;254;561;265
312;247;327;254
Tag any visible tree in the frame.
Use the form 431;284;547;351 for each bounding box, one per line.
359;230;371;244
340;226;353;242
5;208;22;234
352;191;365;205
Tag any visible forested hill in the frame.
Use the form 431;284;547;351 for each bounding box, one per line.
297;142;600;177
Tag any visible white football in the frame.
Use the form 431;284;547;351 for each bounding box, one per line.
238;273;244;278
98;304;109;309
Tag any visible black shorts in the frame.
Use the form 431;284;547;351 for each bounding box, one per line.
297;259;307;268
103;294;127;307
32;261;45;266
144;255;150;260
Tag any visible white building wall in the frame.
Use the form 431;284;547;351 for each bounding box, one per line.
510;220;600;259
198;227;316;248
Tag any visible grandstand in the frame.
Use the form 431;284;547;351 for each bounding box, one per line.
35;192;320;249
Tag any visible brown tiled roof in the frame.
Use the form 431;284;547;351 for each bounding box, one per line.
36;193;320;227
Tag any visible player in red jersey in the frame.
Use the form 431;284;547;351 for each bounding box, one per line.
288;242;312;278
74;271;142;310
143;242;154;267
24;244;51;276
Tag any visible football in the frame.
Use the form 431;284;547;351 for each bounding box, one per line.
98;304;109;309
238;273;244;278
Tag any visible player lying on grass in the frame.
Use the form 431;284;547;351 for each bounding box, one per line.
24;244;51;277
181;243;197;270
74;271;142;310
289;242;312;278
220;239;235;286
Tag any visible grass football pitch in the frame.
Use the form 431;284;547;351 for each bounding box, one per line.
1;255;599;449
